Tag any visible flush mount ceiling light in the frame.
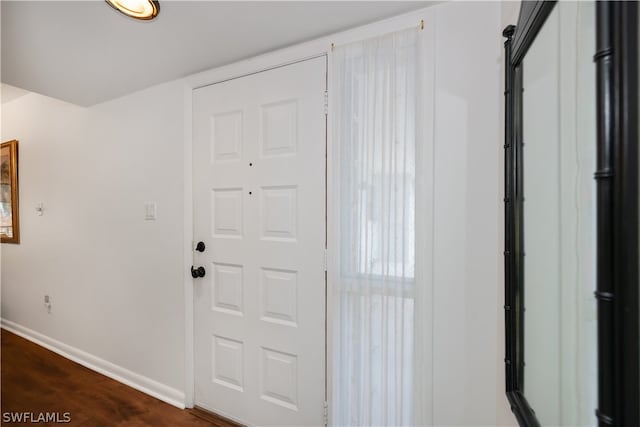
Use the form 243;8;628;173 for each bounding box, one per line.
106;0;159;21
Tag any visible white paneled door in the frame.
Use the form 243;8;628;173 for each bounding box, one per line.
192;57;327;426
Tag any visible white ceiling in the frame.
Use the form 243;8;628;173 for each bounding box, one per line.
2;1;429;106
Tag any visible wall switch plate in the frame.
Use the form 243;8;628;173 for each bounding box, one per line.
44;295;51;313
144;202;157;220
36;202;44;216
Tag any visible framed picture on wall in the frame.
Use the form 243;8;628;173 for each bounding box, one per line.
1;140;19;244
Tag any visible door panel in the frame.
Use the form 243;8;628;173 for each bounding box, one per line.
193;57;327;426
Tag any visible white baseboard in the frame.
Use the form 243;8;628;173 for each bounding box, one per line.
1;319;186;409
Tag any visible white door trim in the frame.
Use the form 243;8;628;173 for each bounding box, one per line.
182;54;328;410
192;57;326;424
183;83;195;407
181;55;328;411
181;5;436;412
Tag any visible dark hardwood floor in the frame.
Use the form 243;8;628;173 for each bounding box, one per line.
1;329;234;426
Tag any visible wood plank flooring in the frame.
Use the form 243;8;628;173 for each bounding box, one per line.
1;329;234;426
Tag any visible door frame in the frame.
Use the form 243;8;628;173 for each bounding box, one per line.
181;7;435;417
183;53;328;411
190;55;329;425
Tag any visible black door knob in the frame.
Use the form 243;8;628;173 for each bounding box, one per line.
191;266;206;278
195;241;205;252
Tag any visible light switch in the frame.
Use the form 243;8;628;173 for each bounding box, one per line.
144;202;157;220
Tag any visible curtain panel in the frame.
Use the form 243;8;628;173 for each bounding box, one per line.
331;27;432;427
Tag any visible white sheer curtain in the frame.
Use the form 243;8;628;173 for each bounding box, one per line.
331;27;431;427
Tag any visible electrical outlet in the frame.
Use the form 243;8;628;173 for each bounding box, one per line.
44;295;52;314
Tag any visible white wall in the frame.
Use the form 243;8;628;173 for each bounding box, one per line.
1;81;187;401
1;1;518;424
431;2;517;425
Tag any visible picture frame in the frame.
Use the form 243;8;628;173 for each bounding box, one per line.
503;1;639;425
1;139;20;244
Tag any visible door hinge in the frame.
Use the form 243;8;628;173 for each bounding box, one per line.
323;401;329;425
324;91;328;115
323;248;327;272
